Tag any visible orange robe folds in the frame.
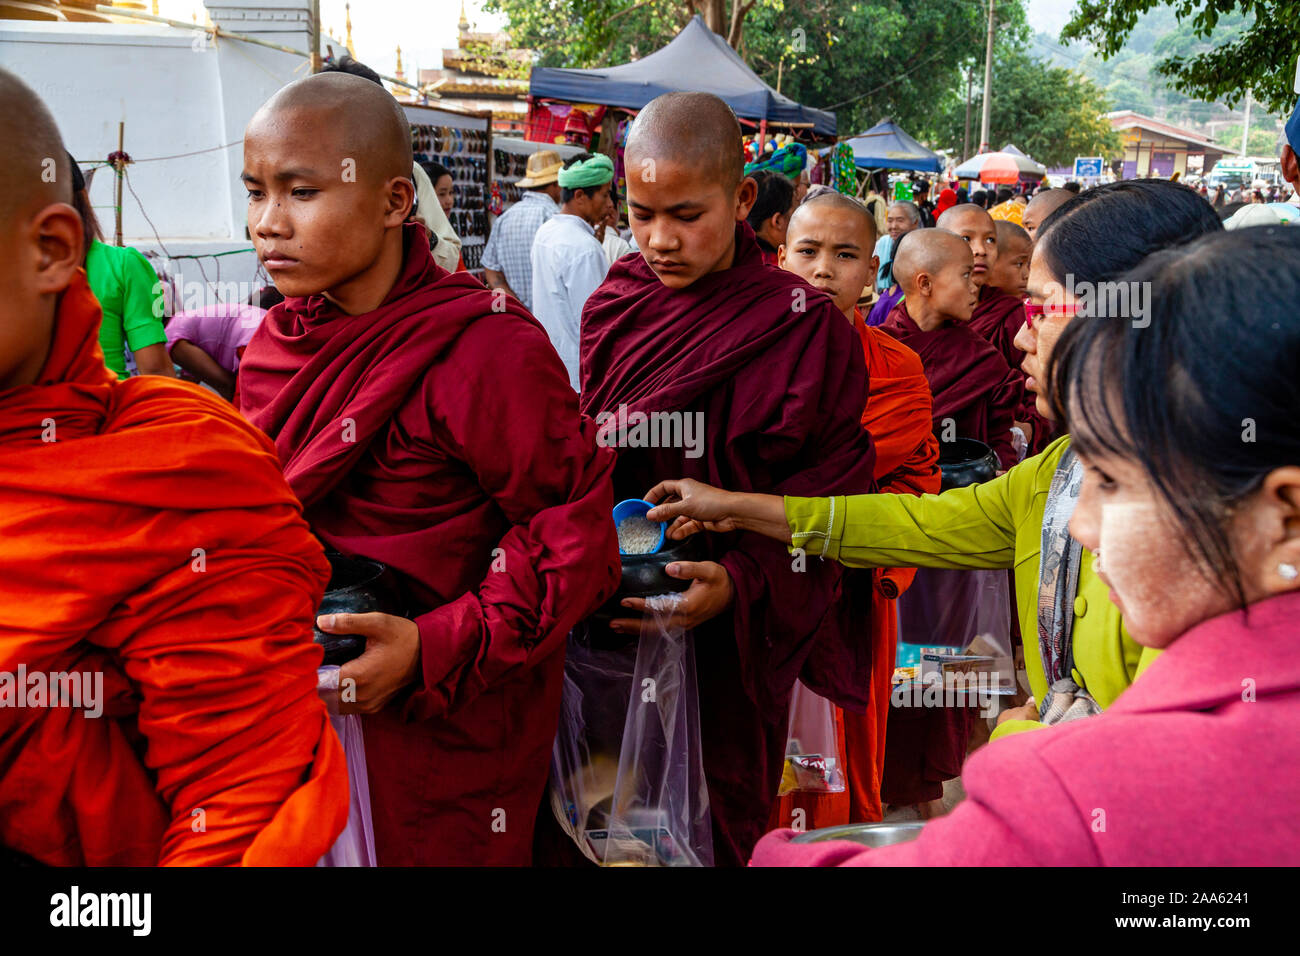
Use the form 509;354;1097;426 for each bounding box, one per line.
771;312;940;830
0;273;347;865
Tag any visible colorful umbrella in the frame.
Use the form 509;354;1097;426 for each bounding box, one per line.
953;150;1045;184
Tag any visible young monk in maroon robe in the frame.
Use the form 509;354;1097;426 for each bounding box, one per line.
579;92;878;865
236;72;620;865
881;228;1021;468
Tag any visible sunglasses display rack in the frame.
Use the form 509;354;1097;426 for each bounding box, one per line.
489;136;587;223
403;105;493;281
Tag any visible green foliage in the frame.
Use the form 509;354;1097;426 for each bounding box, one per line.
930;46;1124;167
1059;0;1300;114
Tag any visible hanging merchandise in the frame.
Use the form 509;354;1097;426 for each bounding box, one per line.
832;142;857;195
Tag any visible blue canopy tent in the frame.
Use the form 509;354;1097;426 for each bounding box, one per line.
528;16;836;139
844;118;943;172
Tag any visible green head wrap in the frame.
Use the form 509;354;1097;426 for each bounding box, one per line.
557;153;615;190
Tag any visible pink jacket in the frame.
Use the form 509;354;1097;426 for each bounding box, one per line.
753;590;1300;866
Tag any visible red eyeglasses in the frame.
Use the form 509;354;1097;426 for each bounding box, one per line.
1022;297;1080;329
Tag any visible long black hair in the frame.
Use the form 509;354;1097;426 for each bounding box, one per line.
1049;226;1300;610
1036;179;1222;285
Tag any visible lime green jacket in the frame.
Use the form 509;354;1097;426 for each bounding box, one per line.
785;435;1154;740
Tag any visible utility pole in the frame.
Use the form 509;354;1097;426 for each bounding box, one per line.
963;65;973;159
979;0;995;152
1240;90;1252;156
309;0;322;73
113;121;124;246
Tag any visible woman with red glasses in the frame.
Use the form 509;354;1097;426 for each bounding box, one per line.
643;180;1223;765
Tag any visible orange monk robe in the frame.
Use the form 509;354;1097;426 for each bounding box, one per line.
771;311;940;830
0;273;348;866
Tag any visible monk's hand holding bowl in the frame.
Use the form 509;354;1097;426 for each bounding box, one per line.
612;560;735;635
319;612;421;715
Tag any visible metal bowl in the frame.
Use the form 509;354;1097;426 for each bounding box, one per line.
790;821;925;847
312;553;401;666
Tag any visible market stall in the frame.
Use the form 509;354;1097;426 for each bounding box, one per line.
403;103;493;278
843;118;943;173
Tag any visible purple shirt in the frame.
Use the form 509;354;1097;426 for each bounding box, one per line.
166;304;266;373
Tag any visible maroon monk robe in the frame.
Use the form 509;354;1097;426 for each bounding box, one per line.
238;223;620;865
579;222;878;866
967;285;1055;456
880;300;1021;469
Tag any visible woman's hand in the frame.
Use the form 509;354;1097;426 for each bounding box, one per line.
609;560;734;635
996;698;1038;726
644;478;745;539
318;612;422;715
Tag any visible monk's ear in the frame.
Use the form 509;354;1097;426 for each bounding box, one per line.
870;254;879;279
916;271;933;298
31;203;83;296
776;243;787;269
735;176;757;222
383;175;416;227
1282;146;1299;189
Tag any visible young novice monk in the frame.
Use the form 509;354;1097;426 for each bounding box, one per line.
881;229;1021;468
579;92;878;865
777;192;940;824
988;221;1031;299
236;72;620;865
0;68;347;866
939;204;1029;377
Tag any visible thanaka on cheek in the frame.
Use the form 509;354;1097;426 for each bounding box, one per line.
1097;500;1224;649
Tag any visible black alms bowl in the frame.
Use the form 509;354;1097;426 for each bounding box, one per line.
587;534;702;637
938;438;998;491
312;553;401;666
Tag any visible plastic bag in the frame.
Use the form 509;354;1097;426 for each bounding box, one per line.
778;681;845;795
315;665;377;867
549;593;713;866
896;567;1012;658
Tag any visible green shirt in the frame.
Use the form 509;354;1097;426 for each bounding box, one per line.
784;435;1155;739
84;240;167;380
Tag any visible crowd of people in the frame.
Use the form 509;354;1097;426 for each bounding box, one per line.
2;56;1299;868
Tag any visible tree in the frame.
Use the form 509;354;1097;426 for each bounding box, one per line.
930;48;1124;168
1060;1;1300;114
481;0;771;67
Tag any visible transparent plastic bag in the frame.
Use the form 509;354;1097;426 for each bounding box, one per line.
549;593;713;866
896;567;1012;658
778;681;845;795
315;665;377;867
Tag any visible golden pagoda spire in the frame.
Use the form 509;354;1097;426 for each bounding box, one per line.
394;45;405;82
345;2;355;58
458;0;468;32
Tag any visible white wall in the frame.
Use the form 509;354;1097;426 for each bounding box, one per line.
0;3;312;306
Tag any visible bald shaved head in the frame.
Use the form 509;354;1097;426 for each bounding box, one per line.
1022;188;1073;240
242;71;418;306
935;202;994;233
247;71;412;184
625;91;744;189
790;191;878;247
995;220;1030;249
892;228;979;325
0;68;71;228
893;229;968;295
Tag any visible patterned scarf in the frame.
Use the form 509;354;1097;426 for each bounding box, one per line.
1035;447;1103;724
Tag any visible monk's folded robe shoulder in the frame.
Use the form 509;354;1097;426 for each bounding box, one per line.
400;311;621;720
0;276;345;866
